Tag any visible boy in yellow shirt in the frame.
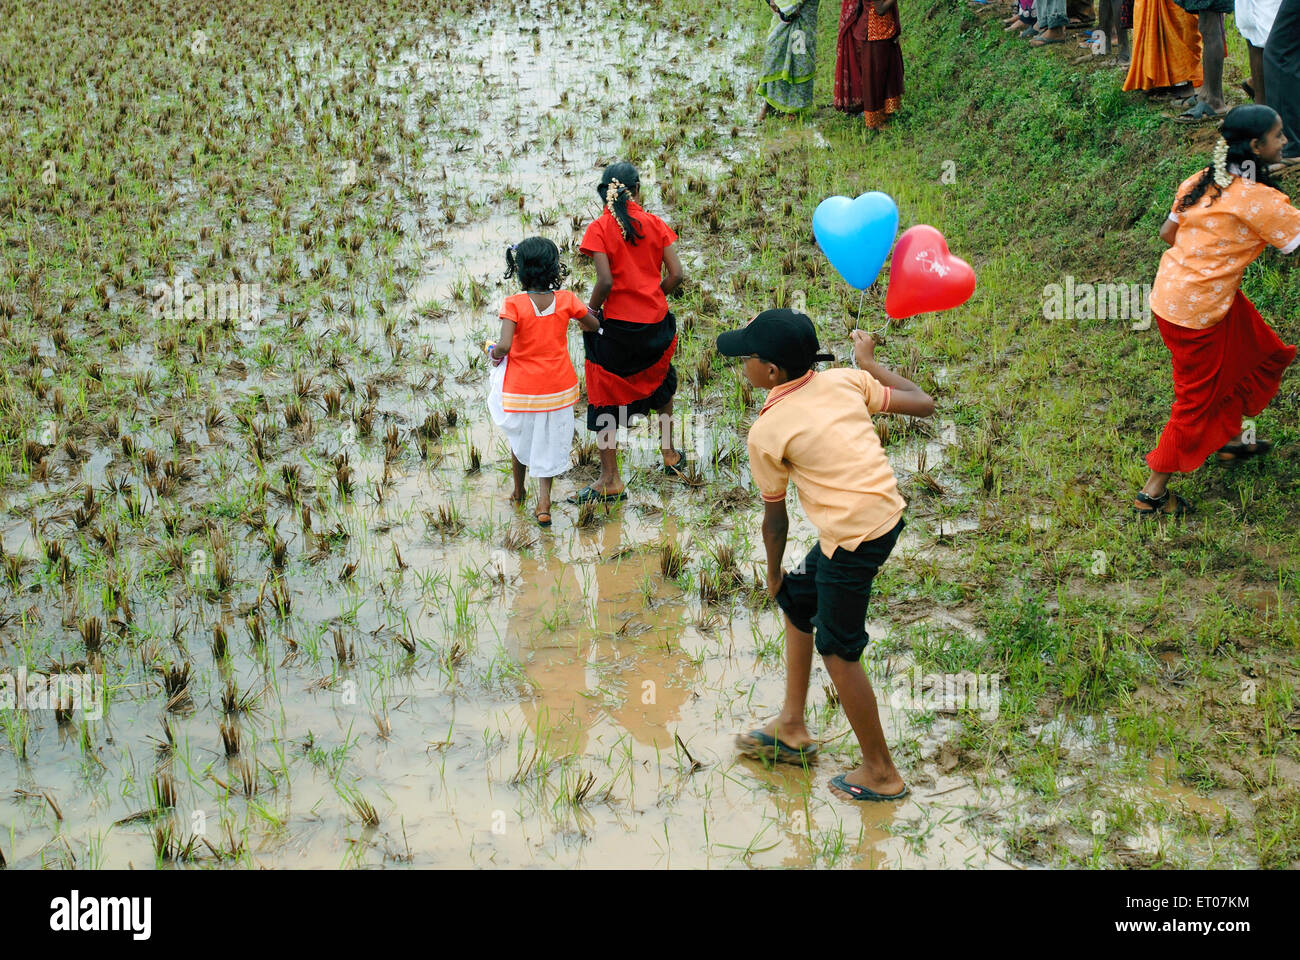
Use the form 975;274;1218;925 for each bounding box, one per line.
716;309;935;801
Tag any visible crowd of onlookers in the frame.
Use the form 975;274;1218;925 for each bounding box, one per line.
756;0;1298;164
1001;0;1299;154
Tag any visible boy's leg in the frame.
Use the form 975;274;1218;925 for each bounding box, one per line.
754;612;817;749
746;544;819;752
824;653;905;797
811;521;907;798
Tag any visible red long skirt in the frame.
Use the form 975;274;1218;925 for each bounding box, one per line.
834;2;904;127
1147;292;1296;473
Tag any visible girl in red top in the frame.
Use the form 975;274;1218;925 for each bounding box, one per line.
486;237;599;526
571;162;686;505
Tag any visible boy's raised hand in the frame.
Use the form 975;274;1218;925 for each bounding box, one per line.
851;328;878;369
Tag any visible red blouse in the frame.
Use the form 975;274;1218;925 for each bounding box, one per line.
579;200;678;324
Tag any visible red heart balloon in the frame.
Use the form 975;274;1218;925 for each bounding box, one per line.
884;225;976;319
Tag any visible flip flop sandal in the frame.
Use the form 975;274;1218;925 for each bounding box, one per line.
1175;101;1228;123
1133;490;1191;517
736;730;819;764
1020;25;1041;37
566;485;628;505
1029;34;1067;45
535;510;552;527
1217;440;1272;462
662;448;688;478
829;772;909;802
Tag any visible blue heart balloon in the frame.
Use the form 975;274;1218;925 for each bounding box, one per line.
812;192;900;290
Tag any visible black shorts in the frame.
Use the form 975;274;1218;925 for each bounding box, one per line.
774;517;904;662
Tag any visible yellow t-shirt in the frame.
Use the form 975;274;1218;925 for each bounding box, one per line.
1150;172;1300;329
747;369;905;558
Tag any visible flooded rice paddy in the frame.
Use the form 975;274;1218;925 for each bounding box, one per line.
0;0;1249;868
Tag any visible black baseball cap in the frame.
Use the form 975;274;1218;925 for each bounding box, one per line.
716;309;834;373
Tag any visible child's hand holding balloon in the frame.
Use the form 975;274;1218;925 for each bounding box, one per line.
851;329;878;369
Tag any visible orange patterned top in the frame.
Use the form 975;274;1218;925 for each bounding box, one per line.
852;2;899;42
1150;172;1300;329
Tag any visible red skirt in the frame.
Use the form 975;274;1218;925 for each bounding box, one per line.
1147;292;1296;473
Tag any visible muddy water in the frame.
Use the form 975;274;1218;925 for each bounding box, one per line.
1;0;1233;870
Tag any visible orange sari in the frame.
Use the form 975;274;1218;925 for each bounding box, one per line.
1123;0;1203;91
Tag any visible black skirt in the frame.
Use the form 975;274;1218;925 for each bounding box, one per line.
583;312;679;433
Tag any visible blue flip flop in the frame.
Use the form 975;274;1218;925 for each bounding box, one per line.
736;729;819;764
829;772;909;801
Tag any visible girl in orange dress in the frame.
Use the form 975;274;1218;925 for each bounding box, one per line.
486;237;600;526
833;0;903;129
1135;106;1300;515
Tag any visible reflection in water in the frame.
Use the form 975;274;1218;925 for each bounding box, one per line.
505;520;700;757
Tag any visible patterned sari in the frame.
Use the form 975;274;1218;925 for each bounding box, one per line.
834;0;903;128
759;1;822;113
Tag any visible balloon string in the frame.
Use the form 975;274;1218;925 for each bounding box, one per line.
856;286;888;343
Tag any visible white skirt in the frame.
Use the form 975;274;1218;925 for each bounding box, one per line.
486;356;575;478
1236;0;1282;46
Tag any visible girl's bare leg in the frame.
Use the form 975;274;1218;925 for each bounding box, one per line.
655;399;681;467
510;454;526;505
595;435;623;493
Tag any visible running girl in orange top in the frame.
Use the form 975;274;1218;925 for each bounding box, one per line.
486;237;600;526
1136;106;1300;516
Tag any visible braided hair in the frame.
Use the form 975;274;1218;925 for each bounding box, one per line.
504;236;568;291
1177;105;1282;213
596;162;645;246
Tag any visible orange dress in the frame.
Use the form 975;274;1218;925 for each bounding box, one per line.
1123;0;1203;92
1145;172;1300;474
498;290;584;412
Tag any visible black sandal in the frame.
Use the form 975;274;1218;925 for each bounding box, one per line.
662;448;688;478
1217;440;1272;462
1133;490;1191;517
567;485;627;505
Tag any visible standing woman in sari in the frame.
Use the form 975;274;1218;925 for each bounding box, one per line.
758;1;822;120
1122;0;1202;97
833;0;903;130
